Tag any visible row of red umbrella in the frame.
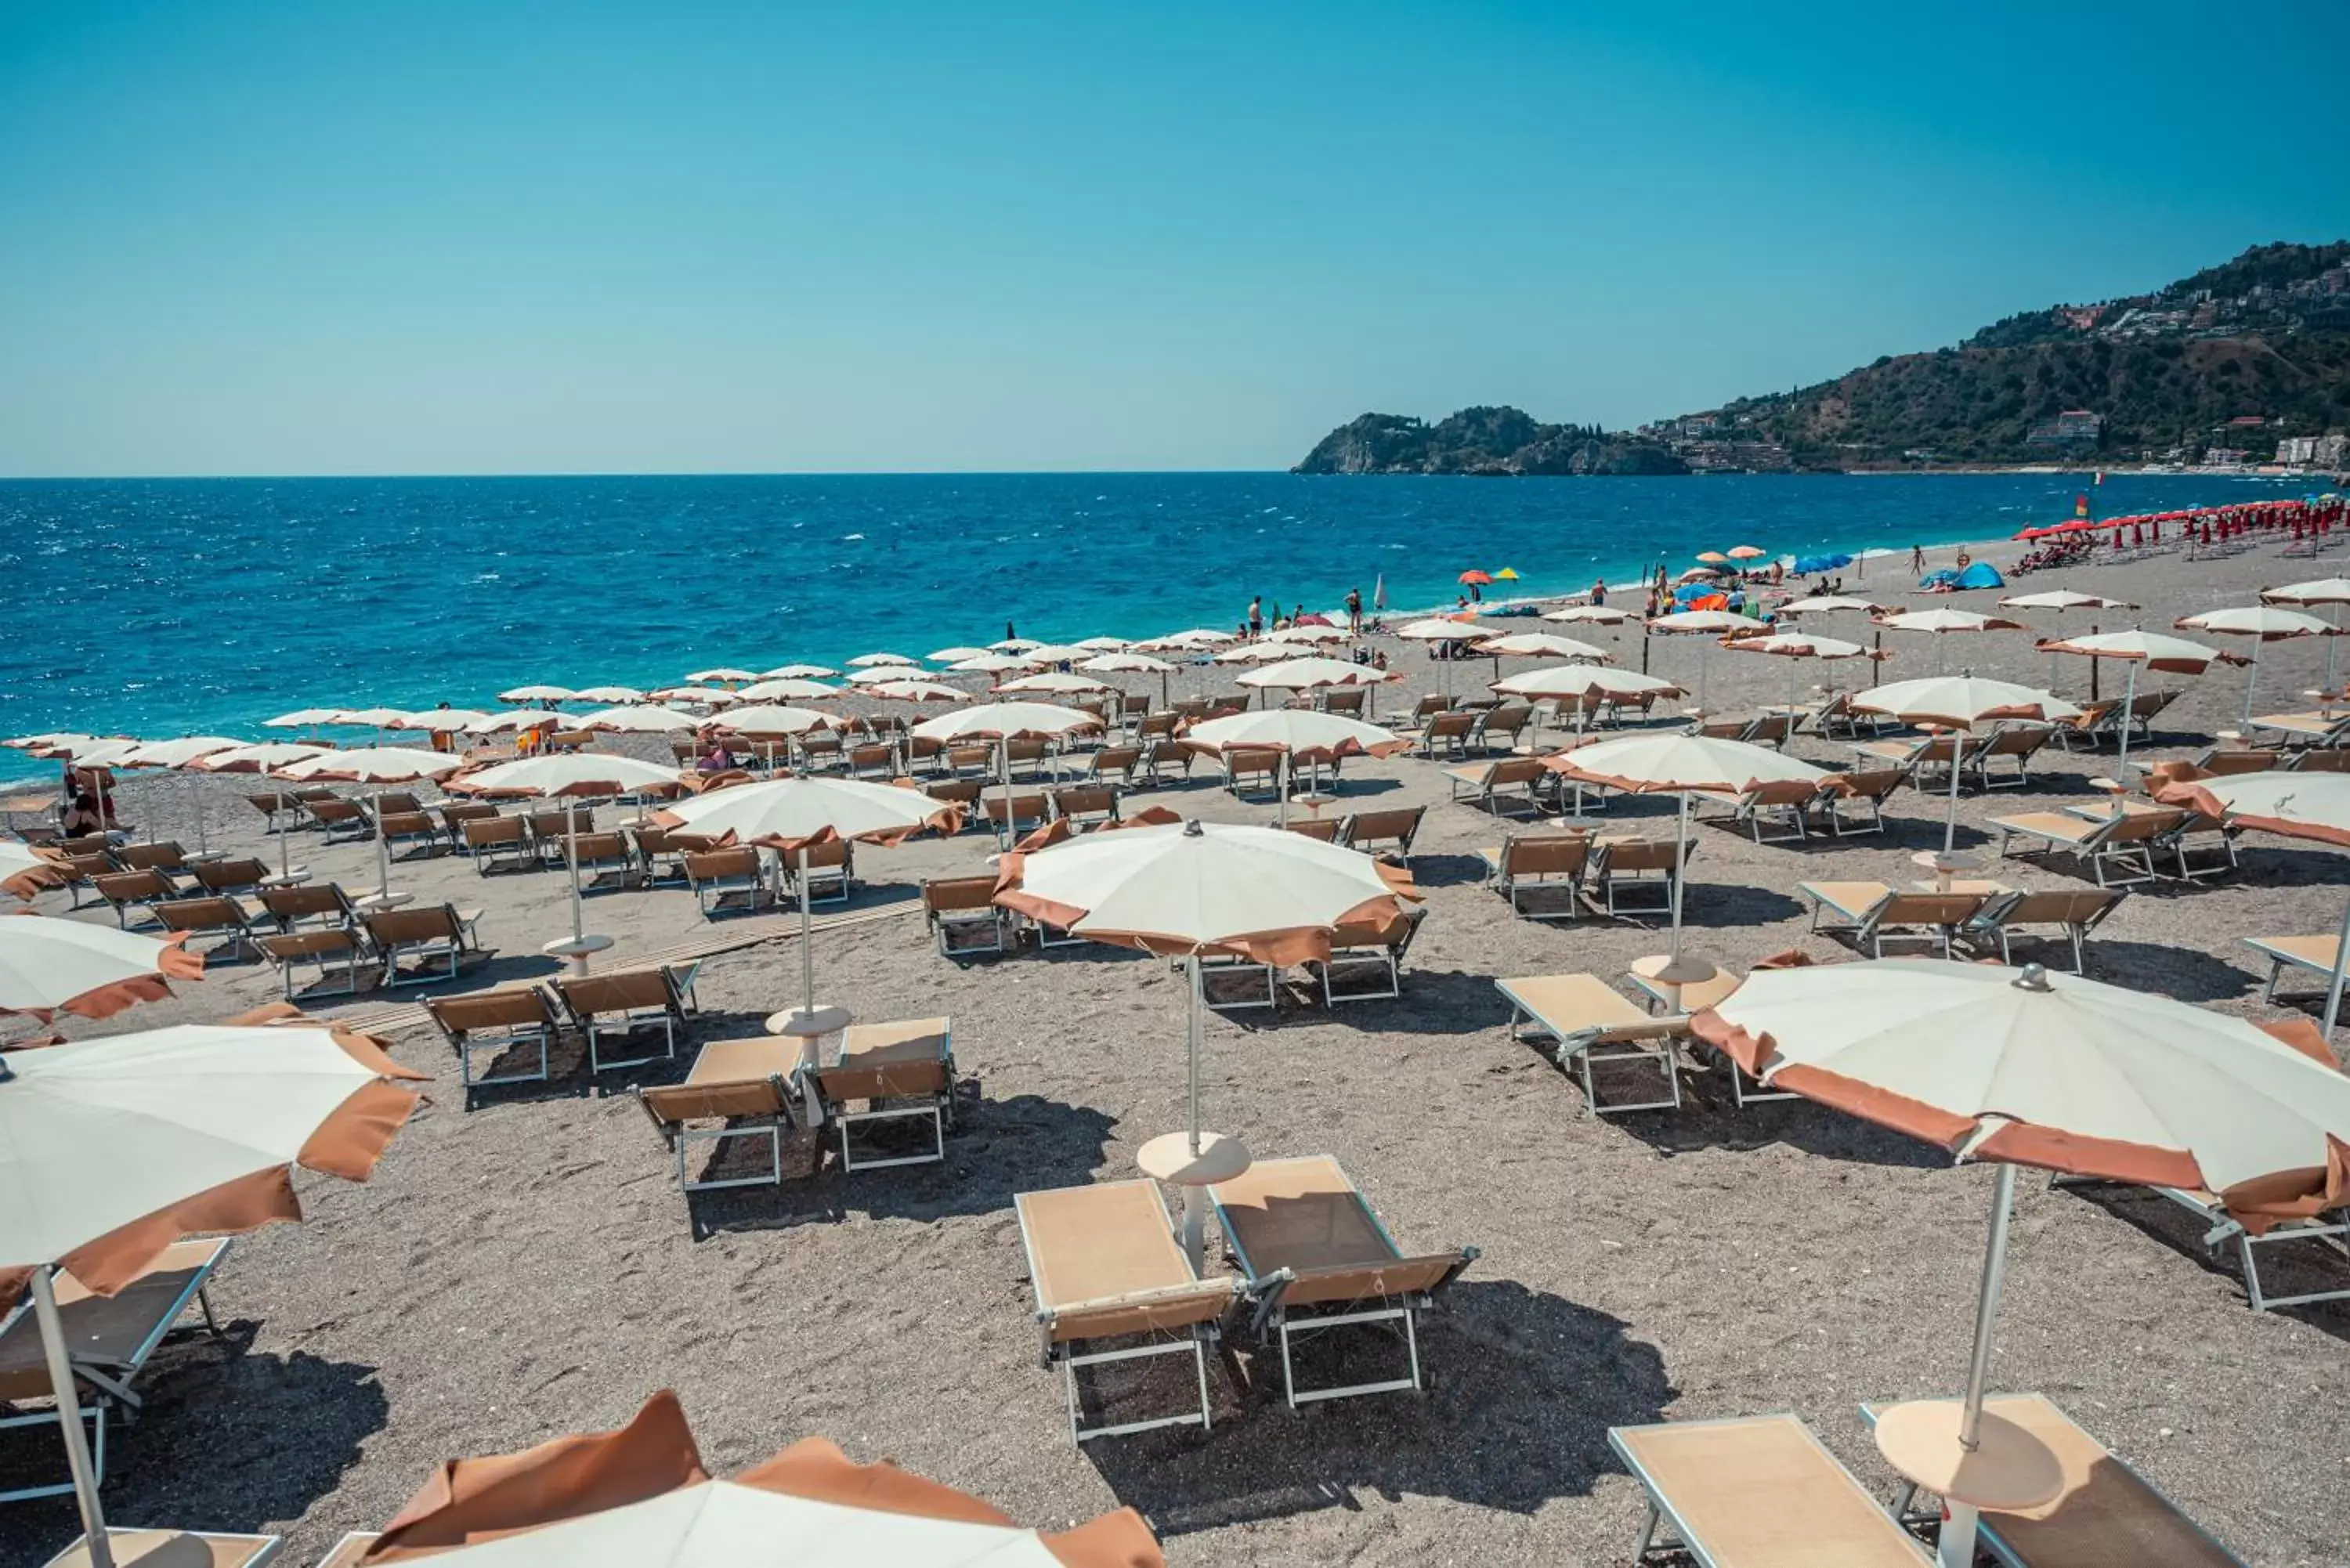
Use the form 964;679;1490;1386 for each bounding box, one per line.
2015;497;2345;544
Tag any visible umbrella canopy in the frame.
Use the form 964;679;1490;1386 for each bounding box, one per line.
682;668;759;685
716;705;835;736
1647;609;1750;634
1471;632;1611;662
1393;616;1490;641
1875;609;2026;635
350;1389;1159;1568
1775;595;1885;616
1998;590;2136;612
1694;551;1730;565
645;686;736;706
995;670;1115;696
120;737;243;770
7;732;96;752
1492;665;1683;703
1724;630;1871;659
838;667;918;686
927;647;991;663
1017;643;1095;663
864;680;969;703
573;705;700;734
947;652;1044;675
1077;652;1176;675
1185;709;1406;765
1266;624;1351;645
262;710;344;728
1725;545;1767;561
1;841;68;901
1851;676;2082;851
1210;642;1303;665
1542;605;1634;625
448;754;681;800
1074;636;1132;651
989;638;1043;652
569;685;647;705
2177;605;2336;641
190;742;330;772
1544;731;1825;795
385;710;493;732
276;747;467;783
845;652;918;668
60;739;148;769
911;703;1101;743
497;685;576;704
1234;657;1399;691
760;664;838;681
1132;629;1234;652
2036;629;2242;674
655;777;954;848
329;707;415;728
1458;570;1495;586
0;912;203;1021
734;677;845;703
2261;577;2350;607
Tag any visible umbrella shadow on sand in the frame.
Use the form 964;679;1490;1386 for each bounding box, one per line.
9;1328;388;1561
1085;1280;1672;1536
679;1090;1116;1239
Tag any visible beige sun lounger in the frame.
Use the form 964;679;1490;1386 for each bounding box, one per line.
1496;973;1686;1114
1621;962;1792;1109
1209;1155;1474;1410
1476;833;1592;919
1961;888;2125;972
1014;1180;1235;1444
640;1035;798;1193
1444;755;1546;817
1991;807;2183;887
1609;1413;1926;1567
2244;933;2345;1005
0;1239;230;1505
43;1530;283;1567
810;1017;955;1172
1858;1394;2247;1566
424;985;562;1095
1799;881;1987;957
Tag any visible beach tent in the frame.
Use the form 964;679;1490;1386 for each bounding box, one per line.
1954;561;2005;590
1791;553;1852;575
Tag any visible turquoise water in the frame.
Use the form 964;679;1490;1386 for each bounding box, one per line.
0;470;2305;779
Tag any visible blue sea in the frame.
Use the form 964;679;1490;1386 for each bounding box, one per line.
0;470;2310;781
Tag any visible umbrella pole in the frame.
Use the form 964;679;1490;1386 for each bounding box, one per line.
1943;728;1963;854
1187;953;1203;1155
999;737;1012;847
2116;660;2139;774
32;1266;115;1568
1179;953;1209;1271
1943;1162;2021;1568
374;785;394;901
798;844;816;1018
1277;752;1289;827
2320;891;2350;1039
1669;791;1688;959
2241;654;2258;729
565;797;584;948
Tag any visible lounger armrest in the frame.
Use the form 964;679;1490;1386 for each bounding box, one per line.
1037;1279;1236;1343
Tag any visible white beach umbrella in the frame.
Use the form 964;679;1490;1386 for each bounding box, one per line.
646;685;739;707
1690;958;2350;1568
1233;657;1399;704
60;739;146;770
1017;643;1094;663
275;747;468;906
841;666;925;686
1849;676;2082;852
1491;665;1684;732
1545;734;1825;979
864;680;967;703
262;709;343;730
1;841;68;901
1075;636;1133;652
995;670;1113;697
761;664;839;681
1773;595;1885;616
948;652;1045;676
1133;629;1234;652
7;732;96;752
658;779;956;1051
2035;630;2241;772
190;744;332;836
449;753;683;966
998;818;1412;1263
989;638;1043;653
1210;641;1299;665
120;738;243;852
845;652;918;668
385;710;493;732
497;684;576;705
912;703;1101;828
1647;609;1755;711
1471;631;1611;662
735;677;845;703
1266;623;1351;645
1186;710;1407;822
1079;652;1178;705
2261;577;2350;692
1724;630;1879;710
1542;604;1636;625
682;668;760;685
926;647;991;664
569;705;696;734
2176;605;2341;725
329;707;414;730
716;705;835;735
0;1022;421;1568
1874;609;2027;675
0;913;202;1021
1393;617;1491;695
569;685;648;705
1999;590;2139;687
467;709;563;735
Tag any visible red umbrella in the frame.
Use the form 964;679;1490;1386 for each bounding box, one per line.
1458;570;1495;587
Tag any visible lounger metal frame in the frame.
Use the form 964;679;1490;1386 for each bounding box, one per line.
2051;1175;2350;1313
642;1079;792;1193
1500;978;1683;1116
1610;1413;1918;1568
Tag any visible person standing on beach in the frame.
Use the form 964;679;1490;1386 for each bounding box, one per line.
1248;597;1262;638
1345;586;1362;632
1908;544;1924;575
1590;579;1607;607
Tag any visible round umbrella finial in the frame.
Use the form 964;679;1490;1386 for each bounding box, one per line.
1184;818;1205;837
2012;963;2052;993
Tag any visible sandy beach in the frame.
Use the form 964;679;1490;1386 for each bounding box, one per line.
8;534;2350;1568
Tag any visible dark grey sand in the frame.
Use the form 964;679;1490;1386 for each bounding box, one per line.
8;536;2350;1566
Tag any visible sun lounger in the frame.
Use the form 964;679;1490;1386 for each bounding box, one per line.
1586;836;1688;919
1476;833;1591;919
811;1017;955;1171
922;778;983;818
150;895;261;960
1050;783;1120;831
1211;1155;1474;1410
1416;710;1477;759
303;797;374;843
255;927;372;1000
1813;692;1890;740
53;852;114;911
1968;723;2054;789
1141;739;1197;783
1622;959;1804;1108
190;856;268;899
638;1035;798;1192
847;742;897;781
683;846;769;918
2063;796;2240;881
1858;1394;2247;1565
2244;933;2348;1006
0;1238;230;1506
1285;817;1343;842
554;966;692;1072
256;882;360;933
1086;745;1144;786
89;868;175;930
110;840;191;884
1960;888;2124;971
923;874;1010;957
523;808;588;868
1799;881;1987;957
362;901;484;987
1991;806;2182;887
1445;755;1546;817
244;790;310;834
309;1533;380;1568
2055;1169;2348;1314
1477;703;1535;753
43;1530;283;1568
1608;1412;1927;1568
625;823;692;883
1309;906;1423;1003
2247;708;2350;747
563;830;638;891
1806;767;1904;836
2052;698;2123;753
1014;1180;1236;1443
1694;778;1818;844
457;813;533;874
1340;804;1425;861
424;985;562;1094
1853;732;1973;789
1220;746;1285;800
375;811;445;859
981;793;1050;850
1497;973;1687;1114
437;800;499;836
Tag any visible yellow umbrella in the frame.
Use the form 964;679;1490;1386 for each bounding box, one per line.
1494;567;1521;580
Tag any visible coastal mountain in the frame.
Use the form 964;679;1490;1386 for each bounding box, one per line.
1296;241;2350;474
1294;407;1688;476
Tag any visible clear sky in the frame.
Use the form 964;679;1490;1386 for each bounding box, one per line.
2;2;2343;476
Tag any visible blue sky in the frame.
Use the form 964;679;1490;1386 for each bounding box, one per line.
2;2;2342;475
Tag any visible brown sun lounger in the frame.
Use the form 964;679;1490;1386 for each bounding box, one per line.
1960;887;2125;972
190;856;269;899
424;985;562;1094
1477;833;1591;919
1340;804;1425;861
42;1529;283;1567
1496;973;1687;1113
1609;1412;1926;1567
0;1238;231;1507
639;1035;799;1192
255;927;372;1000
459;813;533;874
1799;881;1988;957
553;965;696;1072
1444;754;1546;817
150;895;262;960
89;868;175;930
1014;1180;1235;1444
362;902;484;987
922;875;1010;957
1210;1155;1474;1410
256;882;360;933
1858;1394;2247;1566
810;1017;956;1171
1991;807;2182;888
